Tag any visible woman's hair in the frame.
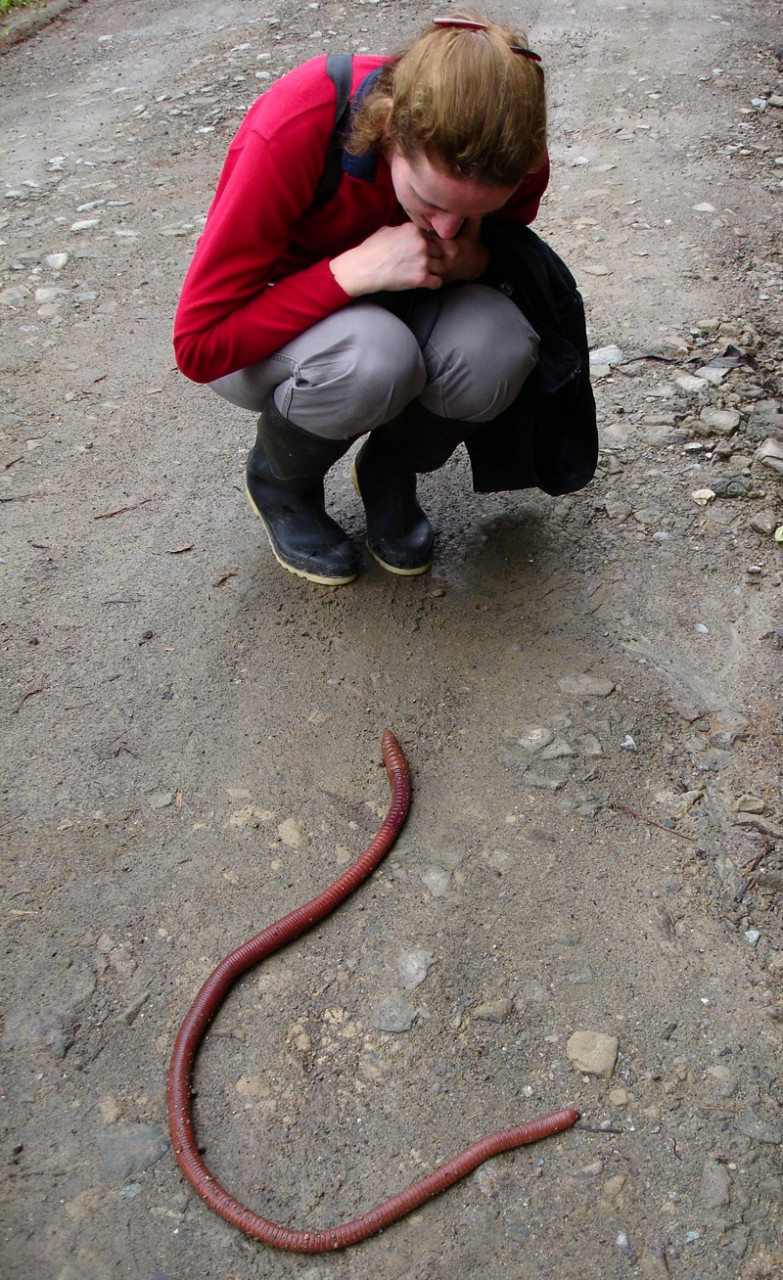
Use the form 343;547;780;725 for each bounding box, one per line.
347;12;547;186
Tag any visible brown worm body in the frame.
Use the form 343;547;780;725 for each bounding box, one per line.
167;730;579;1253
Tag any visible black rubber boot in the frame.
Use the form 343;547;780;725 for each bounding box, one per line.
352;406;467;575
246;401;359;585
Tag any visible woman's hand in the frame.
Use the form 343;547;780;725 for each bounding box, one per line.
330;223;449;295
436;218;490;283
330;220;490;296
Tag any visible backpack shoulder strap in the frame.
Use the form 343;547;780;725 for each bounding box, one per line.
309;54;353;210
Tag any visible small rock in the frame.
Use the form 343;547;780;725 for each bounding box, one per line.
0;285;31;306
700;1158;731;1210
516;725;554;752
524;772;564;792
650;334;690;357
736;1108;782;1144
566;1030;619;1078
736;795;767;814
639;1241;670;1277
277;817;304;848
616;1231;637;1262
421;867;450;896
497;751;529;777
755;437;783;473
693;366;728;385
370;996;417;1033
699;406;741;435
675;374;709;394
1;1006;79;1059
97;1123;169;1181
745;400;783;439
571;1158;604;1179
473;997;513;1023
397;948;434;990
711;474;753;498
692;488;716;506
610;1087;630;1106
557;674;615;698
589;344;624;366
517;978;550;1004
99;1098;123;1125
45;252;69;269
604;1174;628;1198
148;790;175;810
749;510;778;535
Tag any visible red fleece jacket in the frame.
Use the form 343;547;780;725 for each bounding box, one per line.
174;55;549;385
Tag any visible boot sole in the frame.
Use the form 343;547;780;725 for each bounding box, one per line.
246;483;358;586
351;461;433;577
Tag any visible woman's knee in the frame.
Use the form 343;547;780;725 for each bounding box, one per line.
283;304;426;436
422;284;539;422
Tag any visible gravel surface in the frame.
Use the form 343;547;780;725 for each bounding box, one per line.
2;2;782;1278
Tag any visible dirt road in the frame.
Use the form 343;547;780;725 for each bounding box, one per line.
2;2;782;1277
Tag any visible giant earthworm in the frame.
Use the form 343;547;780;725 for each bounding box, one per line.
167;729;579;1252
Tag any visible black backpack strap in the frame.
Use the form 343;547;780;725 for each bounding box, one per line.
309;54;353;210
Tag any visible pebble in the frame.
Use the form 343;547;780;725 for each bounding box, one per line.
0;284;30;305
97;1123;169;1180
277;817;304;848
397;948;434;990
515;725;554;752
370;996;417;1033
1;1005;80;1059
589;344;624;366
517;978;550;1004
736;1108;782;1144
100;1098;123;1125
755;437;783;472
699;406;741;435
540;737;575;759
675;374;709;394
2;967;96;1059
746;399;783;438
566;1030;619;1078
736;794;767;814
570;1158;604;1179
472;997;513;1023
749;510;778;535
148;790;175;810
639;1242;670;1277
700;1158;731;1209
421;866;450;896
45;252;69;269
711;474;754;497
557;674;615;698
695;365;728;385
497;750;529;777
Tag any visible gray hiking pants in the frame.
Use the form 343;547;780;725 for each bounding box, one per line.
209;283;539;441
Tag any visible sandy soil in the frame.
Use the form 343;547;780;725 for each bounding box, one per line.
1;2;782;1278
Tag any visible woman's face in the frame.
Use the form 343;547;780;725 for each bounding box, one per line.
389;150;518;240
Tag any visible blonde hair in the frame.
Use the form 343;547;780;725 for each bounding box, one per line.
347;12;547;186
